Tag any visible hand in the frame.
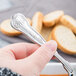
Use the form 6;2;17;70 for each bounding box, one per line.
0;40;57;76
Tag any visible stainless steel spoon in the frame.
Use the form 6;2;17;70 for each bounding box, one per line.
10;13;76;76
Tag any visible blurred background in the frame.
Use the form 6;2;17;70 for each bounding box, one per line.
0;0;76;62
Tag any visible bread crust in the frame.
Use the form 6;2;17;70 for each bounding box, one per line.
43;11;64;27
51;25;76;54
47;31;52;41
27;18;32;26
40;26;52;41
0;28;21;36
0;19;21;36
60;15;76;34
32;12;43;33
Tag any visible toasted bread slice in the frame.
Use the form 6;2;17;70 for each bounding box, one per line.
60;15;76;34
47;31;52;41
51;25;76;54
32;12;43;33
0;19;21;36
47;23;62;41
40;26;52;41
43;10;64;27
27;18;32;25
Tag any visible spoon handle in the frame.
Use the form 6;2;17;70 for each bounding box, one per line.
11;13;74;76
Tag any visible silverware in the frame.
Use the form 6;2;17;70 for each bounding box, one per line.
11;13;76;76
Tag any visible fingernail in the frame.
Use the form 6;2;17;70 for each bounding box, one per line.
45;40;57;51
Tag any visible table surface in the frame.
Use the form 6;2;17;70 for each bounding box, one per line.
0;0;76;62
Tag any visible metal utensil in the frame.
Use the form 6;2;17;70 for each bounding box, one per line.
11;13;76;76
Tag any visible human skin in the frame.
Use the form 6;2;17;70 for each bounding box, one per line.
0;40;57;76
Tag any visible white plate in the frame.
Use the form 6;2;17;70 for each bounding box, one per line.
41;63;76;75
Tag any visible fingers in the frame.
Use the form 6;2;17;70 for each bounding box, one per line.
29;40;57;72
1;43;39;59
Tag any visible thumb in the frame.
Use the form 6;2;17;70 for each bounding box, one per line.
29;40;57;72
